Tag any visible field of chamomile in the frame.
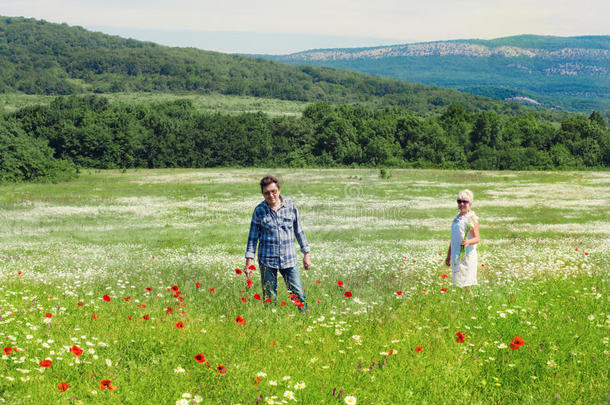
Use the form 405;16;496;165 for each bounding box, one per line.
0;168;608;404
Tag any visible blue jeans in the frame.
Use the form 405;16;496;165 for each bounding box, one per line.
260;263;307;310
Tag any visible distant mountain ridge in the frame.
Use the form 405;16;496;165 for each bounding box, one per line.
269;35;610;112
286;40;608;62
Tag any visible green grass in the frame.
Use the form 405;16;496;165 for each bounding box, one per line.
0;169;608;404
0;93;309;116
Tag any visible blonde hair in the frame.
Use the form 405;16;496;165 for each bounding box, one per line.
457;189;474;203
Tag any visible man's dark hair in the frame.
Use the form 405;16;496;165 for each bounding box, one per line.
260;175;280;192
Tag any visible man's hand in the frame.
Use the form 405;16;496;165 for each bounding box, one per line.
245;258;253;278
445;256;451;267
303;253;312;270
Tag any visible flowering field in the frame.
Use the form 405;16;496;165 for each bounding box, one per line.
0;168;608;404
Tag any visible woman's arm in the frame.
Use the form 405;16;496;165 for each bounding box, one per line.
461;222;480;247
445;244;451;266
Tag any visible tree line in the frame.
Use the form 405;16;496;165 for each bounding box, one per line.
0;95;607;182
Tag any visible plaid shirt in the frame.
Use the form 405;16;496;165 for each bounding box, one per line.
245;196;310;269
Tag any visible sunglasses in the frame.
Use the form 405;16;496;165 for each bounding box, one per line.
457;199;470;204
263;189;279;196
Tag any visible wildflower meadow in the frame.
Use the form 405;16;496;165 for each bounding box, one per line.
0;168;608;404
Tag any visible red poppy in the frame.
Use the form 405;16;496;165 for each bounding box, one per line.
145;287;152;291
248;264;256;271
415;346;424;352
70;345;83;357
280;301;286;306
241;297;247;303
137;304;147;308
316;280;321;284
317;299;322;303
100;379;117;391
246;280;253;288
195;282;201;288
18;270;22;275
3;347;12;355
441;274;448;279
45;313;52;318
209;288;216;294
422;289;427;294
344;291;352;298
217;365;227;374
396;291;403;296
289;294;296;300
265;298;272;303
77;301;84;307
510;336;525;350
175;321;184;329
388;349;394;355
171;285;179;292
440;288;447;293
235;316;246;325
253;294;261;301
103;295;111;302
124;297;131;301
166;307;173;314
142;314;150;320
337;280;344;288
455;331;466;343
91;313;99;319
57;382;69;392
295;301;304;308
235;268;242;275
194;353;206;364
39;359;52;367
127;316;133;320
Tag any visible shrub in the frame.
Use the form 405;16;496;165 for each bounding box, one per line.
0;119;78;183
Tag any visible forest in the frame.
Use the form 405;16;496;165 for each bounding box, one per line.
1;95;607;182
0;17;570;118
0;18;608;182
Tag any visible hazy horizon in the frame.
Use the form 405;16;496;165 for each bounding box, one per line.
1;0;608;54
84;26;408;55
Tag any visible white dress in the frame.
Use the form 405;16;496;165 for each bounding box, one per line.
450;210;478;287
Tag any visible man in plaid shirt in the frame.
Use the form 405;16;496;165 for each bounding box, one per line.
245;175;311;308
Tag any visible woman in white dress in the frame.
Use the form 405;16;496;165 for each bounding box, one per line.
444;189;480;292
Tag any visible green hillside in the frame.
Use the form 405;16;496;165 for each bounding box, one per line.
0;16;564;117
1;18;608;183
269;35;610;113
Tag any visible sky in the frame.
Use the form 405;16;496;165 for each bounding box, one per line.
1;0;608;54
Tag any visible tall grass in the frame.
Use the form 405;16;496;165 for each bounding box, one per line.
0;169;607;404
